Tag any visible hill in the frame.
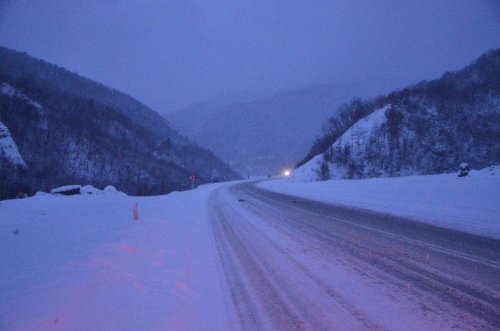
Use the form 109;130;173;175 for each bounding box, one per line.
296;49;500;180
0;46;239;199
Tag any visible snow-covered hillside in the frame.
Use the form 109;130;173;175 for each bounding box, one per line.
301;105;391;179
297;49;500;180
0;121;27;168
260;165;500;238
0;46;240;199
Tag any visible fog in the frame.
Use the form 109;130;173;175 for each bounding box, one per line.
0;0;499;112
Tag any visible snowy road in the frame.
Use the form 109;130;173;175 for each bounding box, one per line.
1;180;499;330
210;181;500;330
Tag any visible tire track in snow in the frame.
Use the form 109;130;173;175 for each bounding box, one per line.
210;187;380;330
232;181;500;330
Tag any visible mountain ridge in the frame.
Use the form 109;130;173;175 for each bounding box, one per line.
0;46;240;199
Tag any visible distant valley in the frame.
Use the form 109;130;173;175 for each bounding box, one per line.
166;85;375;176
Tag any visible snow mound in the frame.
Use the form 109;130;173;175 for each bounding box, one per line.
49;185;127;196
0;121;27;168
103;185;126;195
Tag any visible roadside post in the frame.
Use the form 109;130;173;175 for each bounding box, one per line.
133;202;139;221
190;175;195;189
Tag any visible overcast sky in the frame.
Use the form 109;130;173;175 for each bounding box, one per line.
0;0;499;112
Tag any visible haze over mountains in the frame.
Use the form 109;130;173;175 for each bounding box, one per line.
166;84;381;176
0;46;239;199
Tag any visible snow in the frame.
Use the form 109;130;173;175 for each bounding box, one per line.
0;82;18;98
260;166;500;239
50;185;82;194
48;185;126;196
0;182;234;330
1;176;497;329
0;120;27;168
292;154;355;181
290;154;323;181
335;105;389;150
103;185;124;195
427;106;438;116
210;186;466;330
1;82;43;111
80;185;103;195
295;105;391;181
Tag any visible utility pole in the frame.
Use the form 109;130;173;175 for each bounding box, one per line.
189;175;195;189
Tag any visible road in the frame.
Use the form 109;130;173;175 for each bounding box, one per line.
209;181;500;330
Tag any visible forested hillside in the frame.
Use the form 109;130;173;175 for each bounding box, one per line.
0;47;239;199
297;49;500;180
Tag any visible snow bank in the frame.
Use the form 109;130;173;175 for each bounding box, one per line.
103;185;125;195
48;185;126;196
259;166;500;238
0;182;233;330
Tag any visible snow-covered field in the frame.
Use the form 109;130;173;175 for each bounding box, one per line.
0;183;234;330
260;166;500;239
